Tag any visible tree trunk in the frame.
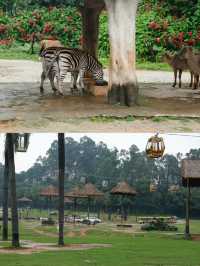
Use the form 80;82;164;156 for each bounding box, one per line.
58;133;65;246
8;134;20;248
80;5;104;57
2;135;9;241
105;0;139;106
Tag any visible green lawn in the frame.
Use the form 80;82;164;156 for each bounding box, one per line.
0;45;171;71
1;219;200;266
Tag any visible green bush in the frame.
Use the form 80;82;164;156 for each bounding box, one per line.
1;2;200;62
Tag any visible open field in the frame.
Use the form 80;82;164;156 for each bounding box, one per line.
1;218;200;266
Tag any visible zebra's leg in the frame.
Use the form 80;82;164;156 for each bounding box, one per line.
49;72;57;93
56;74;64;96
78;70;85;95
40;71;46;94
70;71;79;94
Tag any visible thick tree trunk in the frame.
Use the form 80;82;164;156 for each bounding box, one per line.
105;0;139;106
8;134;20;248
80;5;104;57
58;133;65;246
2;135;9;241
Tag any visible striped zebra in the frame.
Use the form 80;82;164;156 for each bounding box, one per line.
40;47;105;95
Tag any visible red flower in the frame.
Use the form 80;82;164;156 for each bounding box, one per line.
63;27;68;33
148;21;160;30
187;39;195;46
155;37;161;43
0;24;8;34
43;22;54;33
188;31;193;37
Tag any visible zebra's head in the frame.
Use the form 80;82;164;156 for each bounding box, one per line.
89;56;104;81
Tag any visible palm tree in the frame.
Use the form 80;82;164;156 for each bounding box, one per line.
7;133;19;247
58;133;65;246
2;134;9;241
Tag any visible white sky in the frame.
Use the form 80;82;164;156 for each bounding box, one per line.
0;133;200;173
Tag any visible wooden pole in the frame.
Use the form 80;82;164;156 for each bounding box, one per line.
185;177;191;240
58;133;65;246
2;135;9;241
8;133;20;248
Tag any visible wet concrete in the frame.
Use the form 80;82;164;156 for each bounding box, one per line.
1;59;200;132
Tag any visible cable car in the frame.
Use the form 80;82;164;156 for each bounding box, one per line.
146;134;165;159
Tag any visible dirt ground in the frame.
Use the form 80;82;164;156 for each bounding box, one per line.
1;59;200;132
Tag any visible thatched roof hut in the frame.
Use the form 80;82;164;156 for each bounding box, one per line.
18;197;32;203
181;159;200;187
40;185;59;197
65;186;87;199
111;181;137;196
80;183;104;198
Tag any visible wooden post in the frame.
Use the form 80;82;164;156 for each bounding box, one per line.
58;133;65;246
8;134;20;248
2;135;9;241
105;0;139;106
185;177;191;240
87;197;91;219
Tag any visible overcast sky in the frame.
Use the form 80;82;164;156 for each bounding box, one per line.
0;133;200;173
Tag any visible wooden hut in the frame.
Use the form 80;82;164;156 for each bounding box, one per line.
111;181;137;223
181;159;200;239
80;183;104;219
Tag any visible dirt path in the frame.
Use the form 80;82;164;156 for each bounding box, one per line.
1;59;200;132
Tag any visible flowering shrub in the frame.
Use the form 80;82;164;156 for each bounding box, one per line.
1;3;200;61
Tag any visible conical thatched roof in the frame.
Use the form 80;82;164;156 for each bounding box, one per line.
18;197;32;202
111;181;137;196
40;185;58;197
80;183;103;198
64;198;73;204
65;186;87;199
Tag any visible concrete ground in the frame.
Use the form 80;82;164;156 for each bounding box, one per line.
1;59;200;132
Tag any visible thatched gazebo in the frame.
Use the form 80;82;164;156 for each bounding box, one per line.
181;159;200;239
80;183;104;219
18;197;32;219
65;186;88;223
40;185;59;216
111;181;137;222
74;0;139;106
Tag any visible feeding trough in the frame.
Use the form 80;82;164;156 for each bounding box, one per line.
111;181;137;225
146;134;165;159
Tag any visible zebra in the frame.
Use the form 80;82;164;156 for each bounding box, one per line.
40;47;105;95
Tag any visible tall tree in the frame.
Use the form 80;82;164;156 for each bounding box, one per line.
105;0;139;106
58;133;65;246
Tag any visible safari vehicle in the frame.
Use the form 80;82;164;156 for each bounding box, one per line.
141;218;178;232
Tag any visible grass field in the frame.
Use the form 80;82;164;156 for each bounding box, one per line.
0;45;171;71
1;217;200;266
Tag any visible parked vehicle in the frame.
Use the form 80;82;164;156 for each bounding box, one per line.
81;217;102;225
141;219;178;232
